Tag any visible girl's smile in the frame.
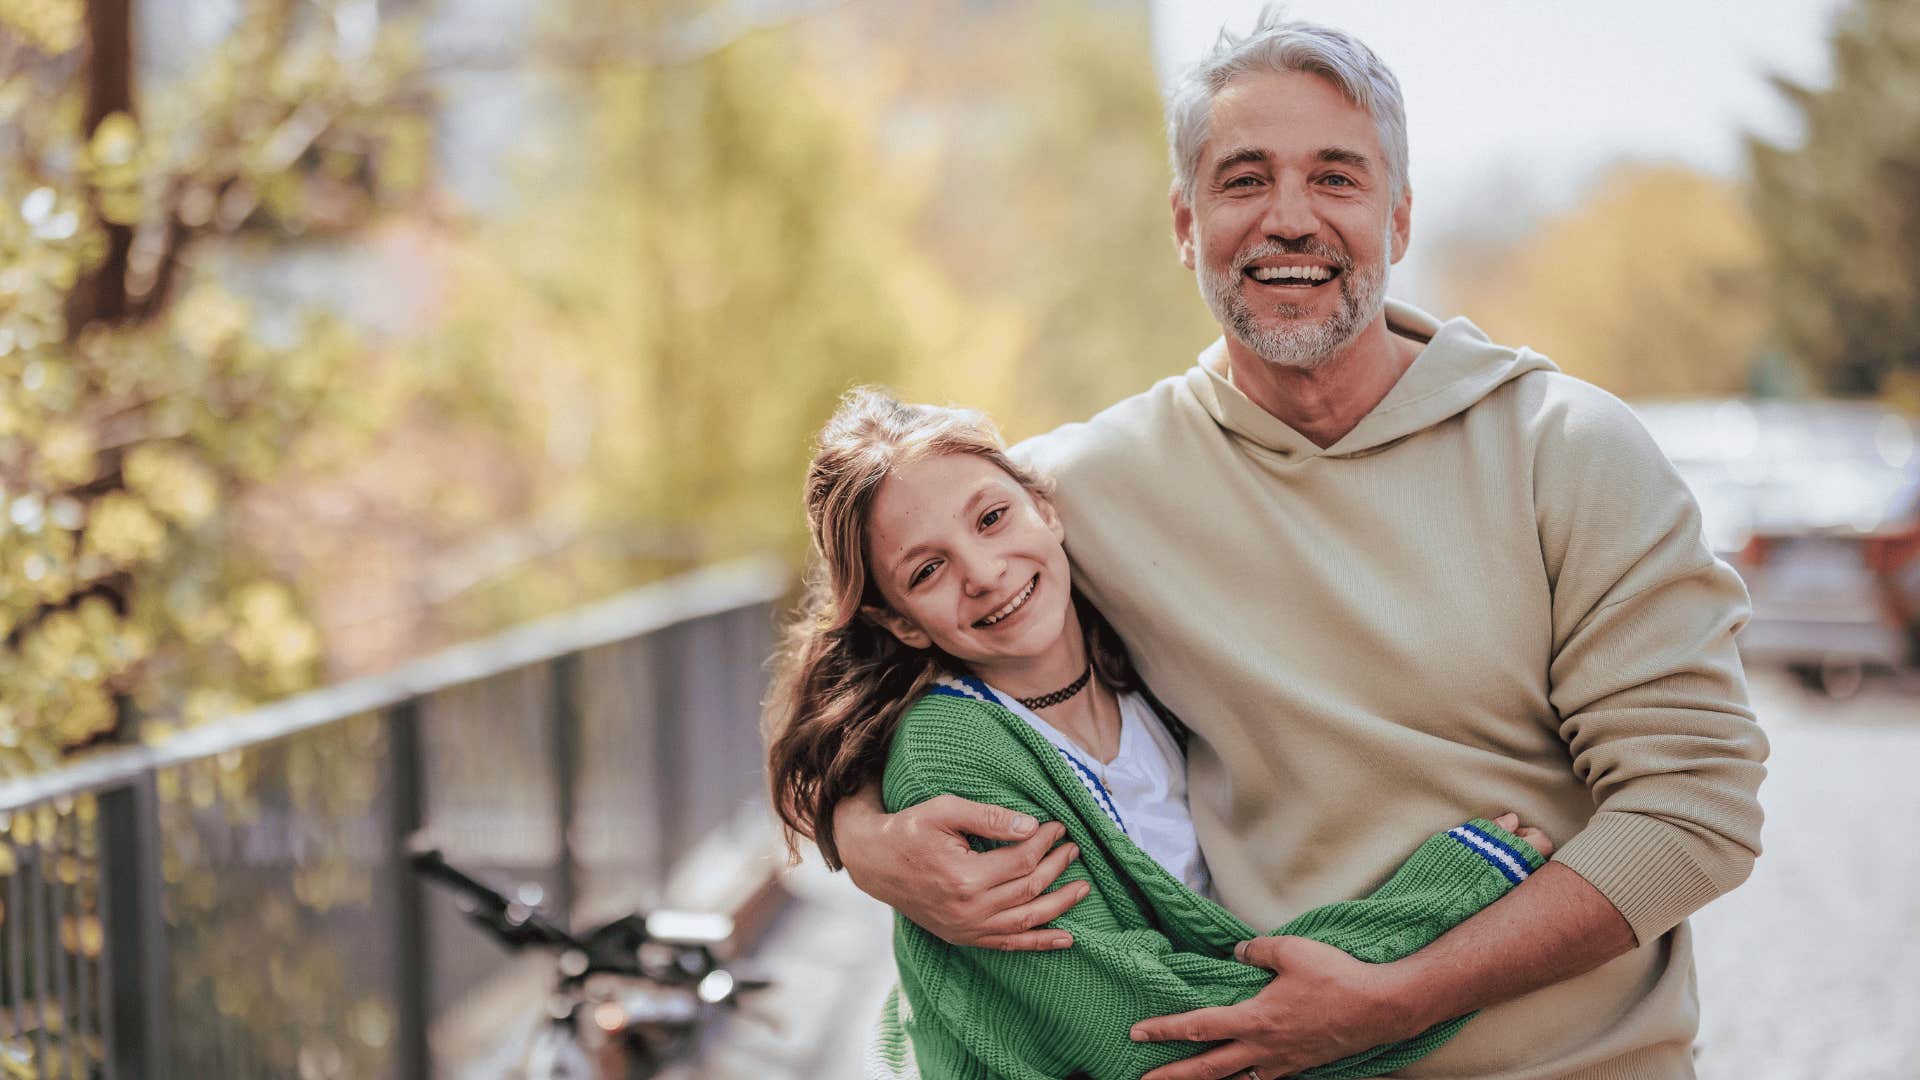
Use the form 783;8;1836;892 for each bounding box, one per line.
975;574;1039;628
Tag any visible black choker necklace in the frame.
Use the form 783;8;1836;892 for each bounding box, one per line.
1016;665;1093;710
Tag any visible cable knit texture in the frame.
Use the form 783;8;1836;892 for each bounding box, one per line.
865;685;1545;1080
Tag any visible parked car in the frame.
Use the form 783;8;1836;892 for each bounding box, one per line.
1633;399;1920;698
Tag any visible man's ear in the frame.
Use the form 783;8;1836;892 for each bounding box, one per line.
1171;188;1197;270
863;604;933;650
1389;186;1412;264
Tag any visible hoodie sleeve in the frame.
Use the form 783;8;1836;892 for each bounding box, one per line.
1532;380;1769;944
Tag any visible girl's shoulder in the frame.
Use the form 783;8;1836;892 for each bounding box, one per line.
918;671;1000;709
893;673;1013;753
882;674;1040;811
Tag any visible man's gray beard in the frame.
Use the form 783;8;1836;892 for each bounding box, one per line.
1198;242;1389;372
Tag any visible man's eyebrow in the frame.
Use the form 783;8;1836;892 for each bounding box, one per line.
1210;146;1269;177
1209;145;1376;179
1317;146;1375;171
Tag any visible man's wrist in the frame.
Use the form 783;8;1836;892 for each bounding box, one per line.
831;786;888;881
1376;953;1453;1037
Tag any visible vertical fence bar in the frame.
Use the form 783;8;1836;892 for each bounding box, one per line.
206;767;230;1080
68;820;87;1080
648;627;691;881
93;812;118;1080
27;833;51;1077
48;817;72;1080
6;856;25;1072
386;702;429;1080
549;654;580;926
97;775;170;1080
49;814;72;1076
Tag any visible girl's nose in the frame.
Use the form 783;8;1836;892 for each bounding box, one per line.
957;547;1004;597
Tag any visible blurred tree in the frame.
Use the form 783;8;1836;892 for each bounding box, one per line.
0;0;427;762
405;0;1203;636
1748;0;1920;402
871;0;1218;435
406;0;993;634
1435;163;1769;398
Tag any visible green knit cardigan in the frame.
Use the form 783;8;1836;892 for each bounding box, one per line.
865;675;1546;1080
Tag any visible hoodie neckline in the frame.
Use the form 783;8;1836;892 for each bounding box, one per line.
1185;299;1556;461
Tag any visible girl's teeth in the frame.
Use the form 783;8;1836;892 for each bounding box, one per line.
982;577;1036;625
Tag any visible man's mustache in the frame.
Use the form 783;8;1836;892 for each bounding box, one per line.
1230;238;1353;275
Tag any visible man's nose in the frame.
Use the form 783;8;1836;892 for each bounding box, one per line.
1259;180;1319;240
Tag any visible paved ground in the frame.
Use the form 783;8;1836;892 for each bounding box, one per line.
706;667;1920;1078
1691;669;1920;1080
664;855;896;1079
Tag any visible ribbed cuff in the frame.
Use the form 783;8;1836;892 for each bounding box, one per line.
1456;817;1549;875
1551;811;1724;944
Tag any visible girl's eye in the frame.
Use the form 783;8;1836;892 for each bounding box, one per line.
910;560;940;588
980;506;1005;529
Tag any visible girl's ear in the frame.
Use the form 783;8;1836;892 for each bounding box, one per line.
1036;493;1065;544
863;604;933;650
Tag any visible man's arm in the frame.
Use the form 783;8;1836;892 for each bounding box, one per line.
833;783;1086;950
1131;862;1633;1080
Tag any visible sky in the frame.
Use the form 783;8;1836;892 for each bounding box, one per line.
1148;0;1852;300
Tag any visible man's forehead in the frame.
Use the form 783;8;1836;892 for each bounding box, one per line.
1205;68;1378;150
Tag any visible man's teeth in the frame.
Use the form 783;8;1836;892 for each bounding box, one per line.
1248;265;1334;283
978;577;1037;626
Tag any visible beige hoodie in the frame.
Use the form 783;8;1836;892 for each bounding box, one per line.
1015;301;1768;1080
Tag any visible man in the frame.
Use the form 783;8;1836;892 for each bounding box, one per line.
832;11;1767;1079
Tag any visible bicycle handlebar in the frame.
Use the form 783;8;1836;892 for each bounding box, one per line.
409;844;771;994
410;847;587;954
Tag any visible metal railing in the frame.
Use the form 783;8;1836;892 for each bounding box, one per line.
0;558;789;1080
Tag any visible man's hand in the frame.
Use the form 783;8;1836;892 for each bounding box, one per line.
1131;936;1417;1080
1133;832;1631;1080
1131;813;1586;1080
833;786;1087;950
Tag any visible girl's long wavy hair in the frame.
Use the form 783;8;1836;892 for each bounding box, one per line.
765;387;1137;870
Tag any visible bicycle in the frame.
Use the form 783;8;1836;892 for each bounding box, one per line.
410;845;770;1079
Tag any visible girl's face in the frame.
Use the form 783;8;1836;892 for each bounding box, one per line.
862;453;1075;675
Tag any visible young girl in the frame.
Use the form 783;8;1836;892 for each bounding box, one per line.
765;388;1552;1080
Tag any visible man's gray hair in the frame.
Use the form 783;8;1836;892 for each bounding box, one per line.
1166;7;1409;208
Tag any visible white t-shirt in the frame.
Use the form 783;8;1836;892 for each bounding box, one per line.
985;684;1214;898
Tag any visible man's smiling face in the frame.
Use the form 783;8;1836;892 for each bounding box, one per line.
1174;69;1411;372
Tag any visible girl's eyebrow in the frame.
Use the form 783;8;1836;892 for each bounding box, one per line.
890;484;997;574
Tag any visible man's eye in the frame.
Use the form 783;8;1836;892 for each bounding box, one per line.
910;561;940;587
1320;174;1355;187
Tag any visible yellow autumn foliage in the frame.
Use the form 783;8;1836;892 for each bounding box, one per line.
1440;164;1768;399
0;0;424;781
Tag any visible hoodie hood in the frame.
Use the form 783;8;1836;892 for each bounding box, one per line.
1185;299;1558;460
